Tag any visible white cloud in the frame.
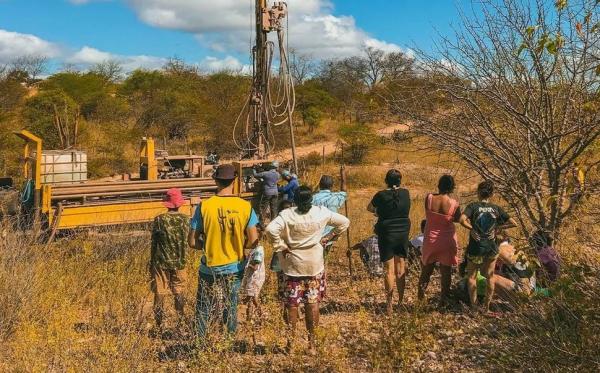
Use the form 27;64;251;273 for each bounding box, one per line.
199;55;250;74
68;46;113;64
125;0;400;59
67;46;167;71
0;29;60;64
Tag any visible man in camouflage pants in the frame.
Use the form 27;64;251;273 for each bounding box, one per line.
150;188;189;332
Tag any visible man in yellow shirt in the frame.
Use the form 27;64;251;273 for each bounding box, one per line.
189;164;259;341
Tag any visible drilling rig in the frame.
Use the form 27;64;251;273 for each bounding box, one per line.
11;1;301;236
236;0;298;173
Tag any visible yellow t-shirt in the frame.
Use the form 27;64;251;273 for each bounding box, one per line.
193;196;255;267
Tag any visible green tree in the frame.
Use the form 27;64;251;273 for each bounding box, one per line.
121;69;205;141
23;90;80;149
339;124;376;164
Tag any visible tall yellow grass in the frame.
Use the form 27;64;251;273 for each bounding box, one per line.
1;144;598;371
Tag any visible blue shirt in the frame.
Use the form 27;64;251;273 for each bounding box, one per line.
191;204;259;276
254;169;280;196
313;190;348;236
279;177;299;201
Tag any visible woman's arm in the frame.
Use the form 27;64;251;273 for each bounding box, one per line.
329;211;350;236
453;204;462;222
459;214;472;230
265;216;288;251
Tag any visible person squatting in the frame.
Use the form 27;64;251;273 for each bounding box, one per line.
149;166;561;353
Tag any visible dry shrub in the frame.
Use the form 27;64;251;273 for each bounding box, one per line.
0;149;597;371
474;195;600;372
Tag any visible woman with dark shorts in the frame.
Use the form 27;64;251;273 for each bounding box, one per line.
368;169;411;314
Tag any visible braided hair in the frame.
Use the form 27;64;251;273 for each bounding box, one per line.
385;169;403;204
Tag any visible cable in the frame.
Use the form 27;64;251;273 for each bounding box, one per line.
232;1;296;158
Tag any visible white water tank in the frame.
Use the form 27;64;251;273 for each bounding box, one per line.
39;150;88;184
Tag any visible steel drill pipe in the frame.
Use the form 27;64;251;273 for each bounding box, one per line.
52;180;216;196
51;186;217;200
53;177;214;188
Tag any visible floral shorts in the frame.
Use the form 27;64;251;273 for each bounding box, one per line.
279;271;327;306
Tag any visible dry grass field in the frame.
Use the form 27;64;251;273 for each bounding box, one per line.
1;140;599;372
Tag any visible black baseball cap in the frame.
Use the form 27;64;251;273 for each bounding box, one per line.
213;164;237;180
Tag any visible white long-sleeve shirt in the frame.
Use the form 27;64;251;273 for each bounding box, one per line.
266;205;350;277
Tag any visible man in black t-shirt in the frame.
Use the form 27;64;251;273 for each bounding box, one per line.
460;181;516;313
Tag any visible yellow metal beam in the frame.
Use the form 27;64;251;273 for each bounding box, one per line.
15;130;42;190
53;200;198;230
140;137;158;181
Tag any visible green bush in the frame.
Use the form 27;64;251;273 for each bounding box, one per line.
338;124;376;164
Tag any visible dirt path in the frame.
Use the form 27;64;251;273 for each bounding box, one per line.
272;122;410;162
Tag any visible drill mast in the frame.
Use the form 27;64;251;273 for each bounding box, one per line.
244;0;297;172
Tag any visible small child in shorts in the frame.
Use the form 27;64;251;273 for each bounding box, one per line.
240;232;266;345
350;233;384;278
408;219;427;261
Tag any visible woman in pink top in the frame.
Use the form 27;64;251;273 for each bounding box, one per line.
418;175;461;303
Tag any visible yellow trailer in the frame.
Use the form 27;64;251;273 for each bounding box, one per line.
15;130;272;233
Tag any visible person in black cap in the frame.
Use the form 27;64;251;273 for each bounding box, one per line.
188;164;260;342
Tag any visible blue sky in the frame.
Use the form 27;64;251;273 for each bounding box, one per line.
0;0;472;72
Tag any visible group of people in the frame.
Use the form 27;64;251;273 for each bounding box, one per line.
148;164;560;354
252;161;300;225
149;163;348;353
355;170;559;316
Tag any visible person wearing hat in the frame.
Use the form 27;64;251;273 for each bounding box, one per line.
279;170;300;202
150;188;190;334
253;161;281;224
189;164;260;342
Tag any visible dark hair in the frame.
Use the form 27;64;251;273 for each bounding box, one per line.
477;180;494;199
531;230;553;249
319;175;334;190
294;186;313;214
278;199;293;212
438;174;455;194
385;169;402;188
215;178;235;188
420;219;427;233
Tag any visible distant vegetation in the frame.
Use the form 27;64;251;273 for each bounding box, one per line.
0;48;417;177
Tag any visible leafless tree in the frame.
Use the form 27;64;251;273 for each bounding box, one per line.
288;49;316;85
60;63;80;73
382;51;416;83
90;60;124;83
388;0;600;241
10;55;47;82
363;46;386;89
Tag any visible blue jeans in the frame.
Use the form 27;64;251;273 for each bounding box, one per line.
195;271;243;341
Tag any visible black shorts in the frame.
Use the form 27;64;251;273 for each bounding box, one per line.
377;231;409;262
375;218;411;263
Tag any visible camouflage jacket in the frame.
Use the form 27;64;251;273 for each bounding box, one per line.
151;212;189;270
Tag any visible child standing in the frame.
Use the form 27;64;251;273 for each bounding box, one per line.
240;231;266;346
150;188;189;334
409;219;427;261
350;234;384;278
